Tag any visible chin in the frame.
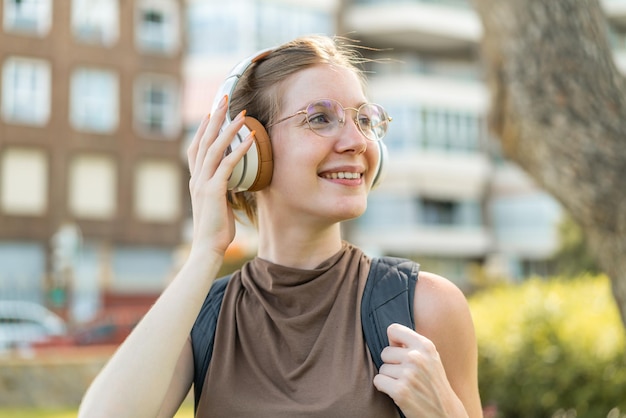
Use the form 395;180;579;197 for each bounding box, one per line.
333;202;368;222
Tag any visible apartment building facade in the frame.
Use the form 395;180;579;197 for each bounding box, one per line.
182;0;564;285
340;0;626;282
334;0;560;284
0;0;186;320
182;0;562;284
182;0;339;260
185;0;626;284
2;0;622;319
338;0;498;284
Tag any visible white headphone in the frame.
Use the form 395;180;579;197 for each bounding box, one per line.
212;47;387;192
210;48;274;192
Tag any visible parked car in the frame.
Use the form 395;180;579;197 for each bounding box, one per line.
72;306;146;346
0;300;67;351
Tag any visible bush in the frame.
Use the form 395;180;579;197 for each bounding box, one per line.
469;275;626;417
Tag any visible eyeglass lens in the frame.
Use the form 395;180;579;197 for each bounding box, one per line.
305;99;389;141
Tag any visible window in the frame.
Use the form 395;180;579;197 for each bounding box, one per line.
186;3;239;55
71;0;119;46
359;193;416;229
135;0;179;54
0;147;48;215
134;74;180;138
256;3;332;50
422;199;456;226
420;198;482;227
402;106;483;153
0;242;46;301
3;0;52;35
186;2;334;56
133;159;181;222
382;105;414;151
70;68;119;133
112;246;174;292
68;154;117;219
1;57;50;125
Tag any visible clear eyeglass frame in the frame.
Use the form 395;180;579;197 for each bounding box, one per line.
268;98;392;142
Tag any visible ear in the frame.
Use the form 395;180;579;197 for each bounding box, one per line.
241;116;273;192
371;141;388;189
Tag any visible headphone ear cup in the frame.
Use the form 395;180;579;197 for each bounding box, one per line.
371;140;388;189
242;116;273;192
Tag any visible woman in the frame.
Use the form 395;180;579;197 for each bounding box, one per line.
79;35;482;418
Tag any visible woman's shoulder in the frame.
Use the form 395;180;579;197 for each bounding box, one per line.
414;271;475;345
415;271;467;306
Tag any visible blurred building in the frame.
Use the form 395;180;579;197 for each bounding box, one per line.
1;0;624;319
183;0;340;260
182;0;564;284
340;0;626;283
605;0;626;73
0;0;186;321
184;0;626;285
336;0;563;283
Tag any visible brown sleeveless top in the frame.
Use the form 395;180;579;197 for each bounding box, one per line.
195;242;399;418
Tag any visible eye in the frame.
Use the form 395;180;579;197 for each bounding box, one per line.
357;114;373;130
307;111;334;128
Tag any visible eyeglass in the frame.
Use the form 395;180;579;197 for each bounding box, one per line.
268;98;392;142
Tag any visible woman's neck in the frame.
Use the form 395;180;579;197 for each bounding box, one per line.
256;220;344;269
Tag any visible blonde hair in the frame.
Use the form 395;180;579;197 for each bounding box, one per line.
227;35;368;225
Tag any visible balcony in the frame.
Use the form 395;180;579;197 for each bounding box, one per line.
380;150;492;200
354;224;492;258
602;0;626;25
343;0;482;53
369;71;488;113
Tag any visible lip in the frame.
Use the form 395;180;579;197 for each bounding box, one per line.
318;164;365;175
318;165;366;183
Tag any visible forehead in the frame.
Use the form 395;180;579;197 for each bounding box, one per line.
279;64;367;111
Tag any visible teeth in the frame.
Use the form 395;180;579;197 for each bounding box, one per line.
322;172;362;179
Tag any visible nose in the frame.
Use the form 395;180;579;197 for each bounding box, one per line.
336;114;368;154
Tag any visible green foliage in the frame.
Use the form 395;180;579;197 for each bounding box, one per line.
550;215;600;277
469;275;626;417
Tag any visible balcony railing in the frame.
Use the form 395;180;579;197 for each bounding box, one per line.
353;0;471;9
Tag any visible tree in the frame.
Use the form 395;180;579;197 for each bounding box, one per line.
550;215;600;277
472;0;626;328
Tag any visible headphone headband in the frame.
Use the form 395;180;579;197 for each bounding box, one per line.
210;47;275;120
212;45;386;192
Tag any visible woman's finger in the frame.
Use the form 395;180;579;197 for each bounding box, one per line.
380;346;410;365
193;94;229;177
377;362;407;380
204;128;255;190
387;323;437;354
197;109;248;182
187;113;211;173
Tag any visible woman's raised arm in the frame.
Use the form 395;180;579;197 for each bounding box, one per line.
78;98;254;417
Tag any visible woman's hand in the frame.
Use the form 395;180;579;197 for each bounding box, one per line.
373;323;469;418
186;95;254;258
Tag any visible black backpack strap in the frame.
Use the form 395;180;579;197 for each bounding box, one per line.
190;274;231;409
361;256;420;370
361;256;419;418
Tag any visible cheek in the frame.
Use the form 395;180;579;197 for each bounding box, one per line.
267;135;314;187
269;130;326;176
366;142;383;184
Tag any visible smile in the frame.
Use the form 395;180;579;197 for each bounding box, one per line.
320;172;362;180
